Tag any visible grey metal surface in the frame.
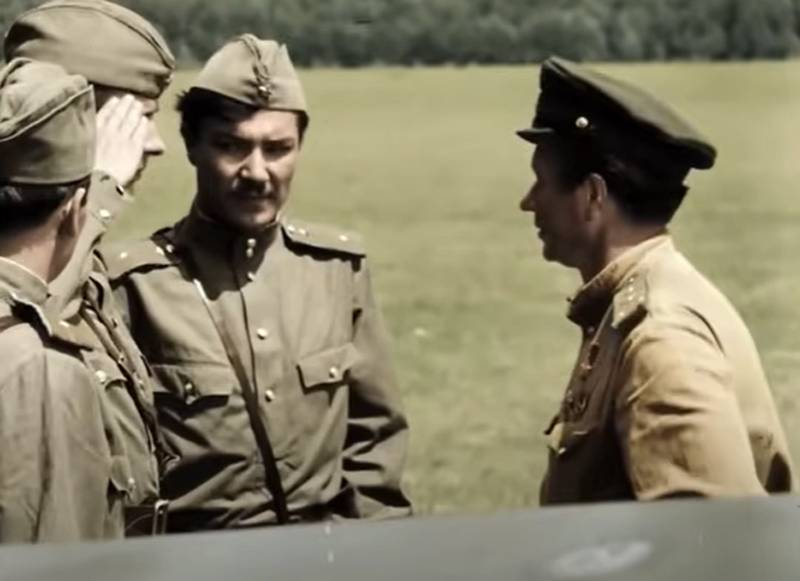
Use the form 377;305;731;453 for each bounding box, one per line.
4;496;799;580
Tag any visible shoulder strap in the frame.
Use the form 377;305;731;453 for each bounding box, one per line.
165;236;289;524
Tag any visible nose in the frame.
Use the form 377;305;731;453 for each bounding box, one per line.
144;119;166;156
239;148;270;184
519;184;536;213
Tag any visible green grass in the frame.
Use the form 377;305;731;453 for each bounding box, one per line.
112;61;800;515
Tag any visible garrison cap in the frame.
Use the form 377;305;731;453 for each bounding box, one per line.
4;0;175;100
0;58;95;185
190;34;307;115
518;56;716;179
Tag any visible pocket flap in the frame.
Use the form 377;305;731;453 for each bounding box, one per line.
297;343;358;388
150;362;236;402
84;352;127;388
109;455;135;497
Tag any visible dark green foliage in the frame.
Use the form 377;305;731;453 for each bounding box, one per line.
1;0;798;65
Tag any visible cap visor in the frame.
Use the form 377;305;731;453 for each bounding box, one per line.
516;127;555;144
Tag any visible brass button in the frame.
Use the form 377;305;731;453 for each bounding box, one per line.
246;248;255;259
165;244;175;254
119;251;129;260
257;328;269;340
298;228;309;236
338;234;349;242
246;238;257;249
287;225;296;233
98;208;112;221
265;389;276;402
328;366;340;380
575;116;590;129
95;370;108;384
257;84;270;99
185;382;195;396
127;477;136;489
246;272;256;282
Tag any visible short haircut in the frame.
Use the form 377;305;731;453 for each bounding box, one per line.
0;177;90;234
176;88;308;147
545;136;688;226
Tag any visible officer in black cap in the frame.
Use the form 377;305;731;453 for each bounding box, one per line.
518;57;793;505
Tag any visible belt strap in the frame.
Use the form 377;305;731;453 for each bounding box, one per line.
169;239;290;525
124;500;170;536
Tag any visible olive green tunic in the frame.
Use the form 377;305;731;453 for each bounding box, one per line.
541;235;794;504
0;258;123;542
46;174;162;531
103;210;411;530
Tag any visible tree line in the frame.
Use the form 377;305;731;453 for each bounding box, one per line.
2;0;800;66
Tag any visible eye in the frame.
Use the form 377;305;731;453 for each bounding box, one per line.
263;141;295;156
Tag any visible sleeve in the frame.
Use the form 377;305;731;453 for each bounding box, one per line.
340;259;412;519
614;313;765;500
48;171;130;317
0;350;116;543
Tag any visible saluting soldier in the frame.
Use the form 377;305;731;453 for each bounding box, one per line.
103;35;412;531
516;57;794;503
0;58;119;542
4;0;176;534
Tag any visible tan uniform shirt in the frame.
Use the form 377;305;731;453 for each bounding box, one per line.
103;211;411;531
0;259;122;542
46;173;161;528
541;235;793;504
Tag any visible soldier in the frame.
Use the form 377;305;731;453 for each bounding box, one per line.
517;57;794;504
104;35;412;531
4;0;176;534
0;57;118;542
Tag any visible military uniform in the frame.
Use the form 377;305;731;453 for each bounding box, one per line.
540;236;793;503
0;260;125;542
103;214;411;529
0;58;129;542
103;35;410;530
4;0;176;534
517;58;794;504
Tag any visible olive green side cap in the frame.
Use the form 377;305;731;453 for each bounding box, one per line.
4;0;175;99
191;34;307;114
0;58;95;185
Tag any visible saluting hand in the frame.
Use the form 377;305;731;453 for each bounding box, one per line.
94;94;148;189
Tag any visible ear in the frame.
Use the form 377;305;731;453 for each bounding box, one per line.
582;173;608;220
56;186;88;239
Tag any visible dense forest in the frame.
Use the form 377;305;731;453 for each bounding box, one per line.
2;0;800;66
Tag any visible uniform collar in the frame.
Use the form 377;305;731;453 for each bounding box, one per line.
0;257;54;333
567;234;671;328
174;203;281;264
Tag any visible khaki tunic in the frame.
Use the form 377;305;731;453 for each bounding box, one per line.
46;172;162;528
541;235;793;504
0;259;122;542
102;210;411;531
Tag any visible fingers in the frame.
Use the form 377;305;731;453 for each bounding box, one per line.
97;94;145;139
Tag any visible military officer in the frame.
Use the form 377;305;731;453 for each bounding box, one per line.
517;57;793;504
4;0;176;534
104;35;412;531
0;58;120;542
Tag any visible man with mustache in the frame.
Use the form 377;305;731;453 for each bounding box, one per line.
4;0;176;535
517;57;793;503
104;35;411;531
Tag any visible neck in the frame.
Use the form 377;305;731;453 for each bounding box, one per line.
578;223;667;282
0;227;57;282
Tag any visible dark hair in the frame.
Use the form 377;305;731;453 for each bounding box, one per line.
176;88;308;147
0;177;90;234
547;136;688;226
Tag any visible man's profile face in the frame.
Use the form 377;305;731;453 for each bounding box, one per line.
94;87;165;184
519;143;590;269
189;108;301;233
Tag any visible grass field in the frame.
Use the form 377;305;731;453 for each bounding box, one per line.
111;61;800;516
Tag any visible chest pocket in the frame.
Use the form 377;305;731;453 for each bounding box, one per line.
149;362;236;405
297;343;358;392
